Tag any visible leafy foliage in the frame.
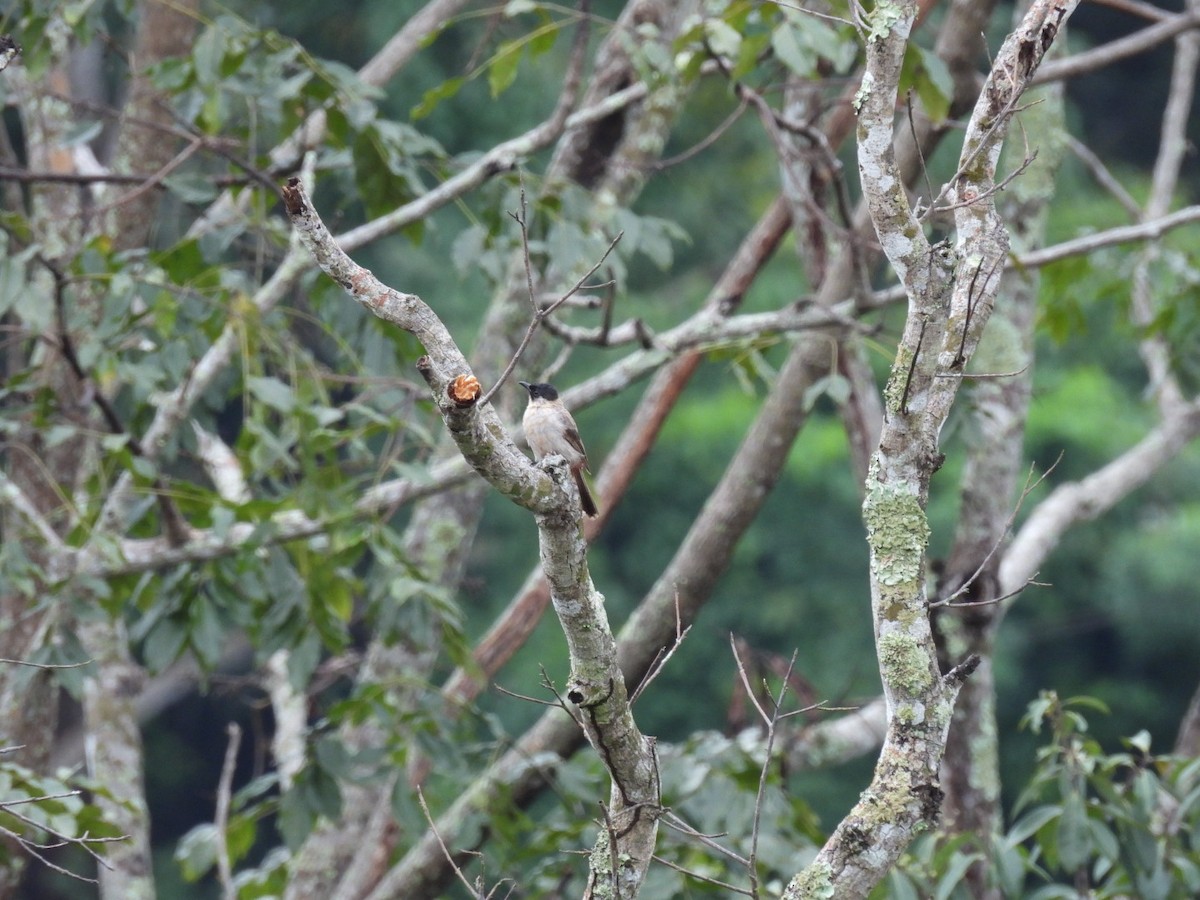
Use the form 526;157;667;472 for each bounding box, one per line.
885;695;1200;900
1;0;1198;896
0;752;126;883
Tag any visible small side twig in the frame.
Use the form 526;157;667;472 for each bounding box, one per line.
930;453;1062;609
477;196;623;407
215;723;242;900
651;853;755;895
417;787;487;899
0;656;92;670
630;592;691;705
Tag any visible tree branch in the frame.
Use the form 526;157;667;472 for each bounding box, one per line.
1032;9;1200;86
1000;399;1200;595
786;1;1081;896
284;173;660;897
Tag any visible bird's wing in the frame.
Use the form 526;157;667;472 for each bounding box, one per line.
564;427;589;471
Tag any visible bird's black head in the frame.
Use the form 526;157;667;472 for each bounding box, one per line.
519;381;559;401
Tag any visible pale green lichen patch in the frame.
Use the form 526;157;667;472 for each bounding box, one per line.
588;831;616;898
863;481;929;586
853;73;871;113
883;352;911;413
866;0;906;42
879;631;933;695
790;858;835;898
892;701;923;725
863;779;909;823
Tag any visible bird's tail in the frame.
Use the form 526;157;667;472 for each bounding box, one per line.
573;470;599;518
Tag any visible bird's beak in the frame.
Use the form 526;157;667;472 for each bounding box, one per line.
518;381;531;391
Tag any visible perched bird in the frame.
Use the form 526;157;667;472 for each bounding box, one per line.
518;381;598;517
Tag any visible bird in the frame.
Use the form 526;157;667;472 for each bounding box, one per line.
518;381;598;517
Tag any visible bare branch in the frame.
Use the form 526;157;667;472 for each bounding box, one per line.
417;788;486;899
1001;400;1200;596
930;456;1061;609
480;221;623;408
1066;135;1142;218
651;853;755;896
0;656;91;670
1017;205;1200;268
0;472;65;550
215;724;242;900
629;594;690;705
1033;9;1200;85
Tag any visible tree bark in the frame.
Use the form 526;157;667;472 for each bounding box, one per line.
786;1;1080;895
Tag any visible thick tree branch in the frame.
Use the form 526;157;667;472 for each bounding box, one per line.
438;194;791;721
282;178;554;511
284;174;660;897
786;2;1080;897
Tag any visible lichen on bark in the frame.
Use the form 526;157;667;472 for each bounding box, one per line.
862;479;929;589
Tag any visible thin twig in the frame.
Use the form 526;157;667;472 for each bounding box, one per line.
493;683;561;707
730;635;771;726
417;787;484;898
0;654;91;670
215;723;242;900
651;95;750;171
479;229;623;407
930;453;1063;609
660;812;748;865
651;854;755;895
630;592;691;705
934;364;1031;379
91;137;204;215
1066;136;1141;219
748;650;798;900
907;91;936;220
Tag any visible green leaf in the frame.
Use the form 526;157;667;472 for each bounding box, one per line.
1055;791;1090;871
901;45;953;125
153;239;207;285
226;812;259;867
302;763;342;820
192;25;222;86
277;789;314;851
772;19;816;78
247;375;296;413
188;597;225;668
350;124;424;219
43;424;78;448
286;632;323;689
163;173;219;204
131;455;158;480
1063;695;1110;715
175;823;218;881
1006;804;1061;845
529;27;557;59
934;850;982;900
143;615;189;671
704;19;742;59
488;39;524;97
323;577;354;623
411;75;465;120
